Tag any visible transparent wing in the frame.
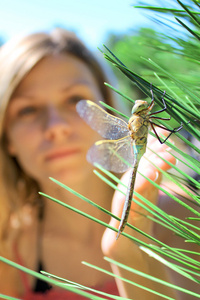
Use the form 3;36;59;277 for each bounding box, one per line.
87;137;134;173
76;100;129;140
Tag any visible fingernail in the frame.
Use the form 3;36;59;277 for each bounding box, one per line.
154;171;159;182
143;168;159;181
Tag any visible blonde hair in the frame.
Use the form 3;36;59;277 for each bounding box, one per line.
0;28;115;243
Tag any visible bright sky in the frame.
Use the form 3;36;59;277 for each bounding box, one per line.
0;0;152;50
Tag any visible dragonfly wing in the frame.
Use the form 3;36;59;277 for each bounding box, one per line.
87;137;135;173
76;100;129;139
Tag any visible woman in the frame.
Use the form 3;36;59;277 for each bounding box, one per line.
0;28;192;299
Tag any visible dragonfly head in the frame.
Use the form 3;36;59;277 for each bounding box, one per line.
131;100;149;114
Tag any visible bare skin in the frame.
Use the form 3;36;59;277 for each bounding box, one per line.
102;134;200;299
2;54;114;295
1;54;198;299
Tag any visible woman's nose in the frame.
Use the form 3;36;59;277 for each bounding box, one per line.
44;105;71;141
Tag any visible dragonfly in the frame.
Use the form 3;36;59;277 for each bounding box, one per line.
76;89;182;239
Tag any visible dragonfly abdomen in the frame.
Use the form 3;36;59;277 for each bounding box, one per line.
116;158;140;239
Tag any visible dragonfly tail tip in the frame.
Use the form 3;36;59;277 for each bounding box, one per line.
116;231;121;240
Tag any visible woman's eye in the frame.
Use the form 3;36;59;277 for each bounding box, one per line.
17;106;38;117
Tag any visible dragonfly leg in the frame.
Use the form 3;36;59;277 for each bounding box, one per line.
149;89;171;117
148;83;155;110
150;122;183;144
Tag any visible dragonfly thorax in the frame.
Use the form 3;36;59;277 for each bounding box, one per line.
131;100;149;114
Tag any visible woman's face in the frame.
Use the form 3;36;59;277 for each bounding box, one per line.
5;54;103;186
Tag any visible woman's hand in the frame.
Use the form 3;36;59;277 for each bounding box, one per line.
101;129;178;298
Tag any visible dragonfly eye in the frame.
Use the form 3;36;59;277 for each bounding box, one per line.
131;100;149;114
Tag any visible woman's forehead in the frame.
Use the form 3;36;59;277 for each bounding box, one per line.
12;54;99;96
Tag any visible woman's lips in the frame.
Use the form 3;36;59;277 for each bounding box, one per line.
45;148;81;161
